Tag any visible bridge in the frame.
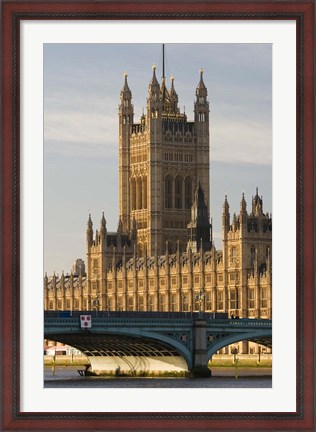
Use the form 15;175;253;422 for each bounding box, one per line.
44;311;272;377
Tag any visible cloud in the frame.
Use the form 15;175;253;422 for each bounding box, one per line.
45;109;116;149
44;89;120;157
211;116;272;165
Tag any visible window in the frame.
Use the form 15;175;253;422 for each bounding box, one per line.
182;294;189;312
249;289;255;309
131;179;136;210
175;176;182;209
171;293;177;312
108;297;113;311
165;175;172;209
159;294;166;311
206;292;212;311
217;291;224;310
251;246;256;268
261;289;268;308
194;295;200;312
182;275;188;285
117;296;123;311
128;296;134;311
198;112;206;122
138;296;144;311
231;247;237;264
142;177;147;209
149;295;155;311
229;290;237;309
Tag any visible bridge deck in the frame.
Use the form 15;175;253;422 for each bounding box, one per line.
44;311;272;372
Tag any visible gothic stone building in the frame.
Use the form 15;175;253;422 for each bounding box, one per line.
119;66;210;256
44;67;272;354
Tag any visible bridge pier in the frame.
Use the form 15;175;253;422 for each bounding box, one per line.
190;319;212;378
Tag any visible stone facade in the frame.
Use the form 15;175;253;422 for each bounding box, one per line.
119;67;209;257
45;190;271;321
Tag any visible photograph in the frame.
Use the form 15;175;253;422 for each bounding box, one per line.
43;43;273;388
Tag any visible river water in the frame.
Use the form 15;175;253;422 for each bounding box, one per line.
44;366;272;388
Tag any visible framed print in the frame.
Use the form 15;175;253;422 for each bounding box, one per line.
1;1;314;431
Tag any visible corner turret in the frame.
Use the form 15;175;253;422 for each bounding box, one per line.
194;68;209;123
252;187;263;216
100;212;106;238
86;213;93;245
222;194;230;233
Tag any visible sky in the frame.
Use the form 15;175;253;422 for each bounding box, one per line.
44;43;272;276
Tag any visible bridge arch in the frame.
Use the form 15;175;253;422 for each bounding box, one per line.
207;330;272;361
45;328;193;371
93;328;193;369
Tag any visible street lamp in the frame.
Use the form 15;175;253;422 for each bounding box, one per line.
195;288;205;317
92;296;99;316
232;346;239;379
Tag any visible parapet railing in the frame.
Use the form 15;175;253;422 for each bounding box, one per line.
44;311;271;329
44;310;227;320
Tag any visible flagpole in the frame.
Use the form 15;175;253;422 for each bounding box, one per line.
162;43;165;79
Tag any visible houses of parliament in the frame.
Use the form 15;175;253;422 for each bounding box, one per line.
44;58;272;354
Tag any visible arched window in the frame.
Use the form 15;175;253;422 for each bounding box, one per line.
231;246;237;264
250;246;256;268
184;176;192;209
136;178;142;210
165;175;172;209
131;179;136;210
199;112;206;122
142;177;147;209
175;175;182;209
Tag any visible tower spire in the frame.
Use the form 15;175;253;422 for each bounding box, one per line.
162;44;165;80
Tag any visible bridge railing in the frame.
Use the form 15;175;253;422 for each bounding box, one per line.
210;319;272;327
44;311;271;328
44;310;228;320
